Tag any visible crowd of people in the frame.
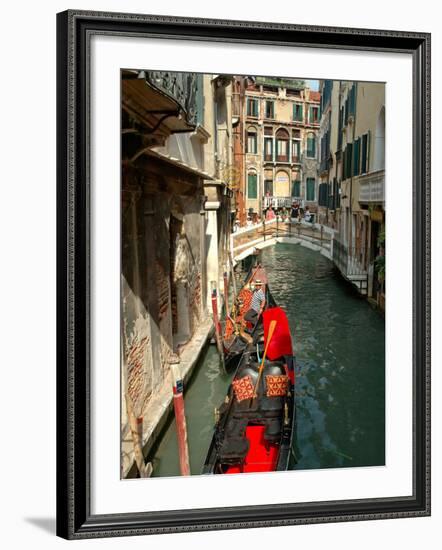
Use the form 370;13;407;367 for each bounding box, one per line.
264;202;313;224
232;202;315;231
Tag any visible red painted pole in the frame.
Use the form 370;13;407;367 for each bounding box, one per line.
211;283;224;360
171;364;190;476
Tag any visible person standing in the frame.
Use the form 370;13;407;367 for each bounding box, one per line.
290;202;299;222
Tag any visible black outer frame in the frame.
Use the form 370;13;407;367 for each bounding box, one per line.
56;10;431;540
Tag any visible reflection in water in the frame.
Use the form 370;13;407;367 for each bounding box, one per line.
151;244;385;477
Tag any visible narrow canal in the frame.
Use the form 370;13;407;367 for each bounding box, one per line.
150;243;385;476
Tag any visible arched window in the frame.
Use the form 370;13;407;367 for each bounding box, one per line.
247;170;258;199
373;106;385;170
246;127;257;154
306;132;316;158
275;170;290;197
275;128;289;162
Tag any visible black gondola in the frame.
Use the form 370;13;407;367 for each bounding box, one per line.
203;306;296;474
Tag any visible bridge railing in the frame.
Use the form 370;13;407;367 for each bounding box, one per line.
231;219;334;259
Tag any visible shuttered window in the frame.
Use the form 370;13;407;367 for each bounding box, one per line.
361;133;369;174
293;103;303;122
306;134;316;158
247;130;257;154
306;178;316;201
353;138;361;176
309;106;320;123
291;180;301;197
247;173;258;199
292;140;301;162
264;137;273;161
247;98;259;117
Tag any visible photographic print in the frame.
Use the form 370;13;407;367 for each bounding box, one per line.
121;71;386;479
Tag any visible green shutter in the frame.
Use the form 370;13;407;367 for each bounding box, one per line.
307;135;316;157
291;180;301;197
293;103;303;121
248;174;257;199
306;178;315;201
361;134;367;173
353;138;361;176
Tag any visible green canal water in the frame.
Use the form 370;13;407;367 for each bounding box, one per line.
150;243;385;476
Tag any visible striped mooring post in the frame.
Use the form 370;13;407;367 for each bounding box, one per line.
171;364;191;476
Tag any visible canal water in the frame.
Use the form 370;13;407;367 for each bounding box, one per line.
150;243;385;476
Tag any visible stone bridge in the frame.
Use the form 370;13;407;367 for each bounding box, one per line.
231;218;334;264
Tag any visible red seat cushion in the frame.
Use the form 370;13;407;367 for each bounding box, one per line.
265;374;288;397
232;375;255;402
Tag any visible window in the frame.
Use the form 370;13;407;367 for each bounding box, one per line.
247;173;258;198
348;85;356;117
318;183;329;206
353;138;361;176
264;137;273;161
291;140;301;162
291;180;301;197
306;178;316;201
247;98;259;117
343;142;353;179
309;106;320;124
265;101;274;119
293;103;303;122
264;126;273;136
306;133;316;158
264;179;273;196
275;128;290;162
361;133;369;174
247;129;257;154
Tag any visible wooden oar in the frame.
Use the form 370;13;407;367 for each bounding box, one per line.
252;319;277;400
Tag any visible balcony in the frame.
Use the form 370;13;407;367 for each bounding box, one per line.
358;170;385;203
263;196;294;209
122;70;199;134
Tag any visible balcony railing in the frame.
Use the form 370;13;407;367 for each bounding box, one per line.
332;240;368;279
275;154;289;163
145;71;200;125
358;169;385;203
263;196;297;209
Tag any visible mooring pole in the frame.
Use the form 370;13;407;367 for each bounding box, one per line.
223;268;229;315
229;251;237;299
211;282;224;360
171;364;191;476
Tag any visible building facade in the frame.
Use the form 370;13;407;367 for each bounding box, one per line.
318;80;385;305
234;76;321;221
121;71;234;477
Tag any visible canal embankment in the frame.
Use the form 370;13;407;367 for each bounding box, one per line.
122;316;214;478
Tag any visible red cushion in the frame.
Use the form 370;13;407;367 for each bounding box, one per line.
265;374;288;397
232;375;255;402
